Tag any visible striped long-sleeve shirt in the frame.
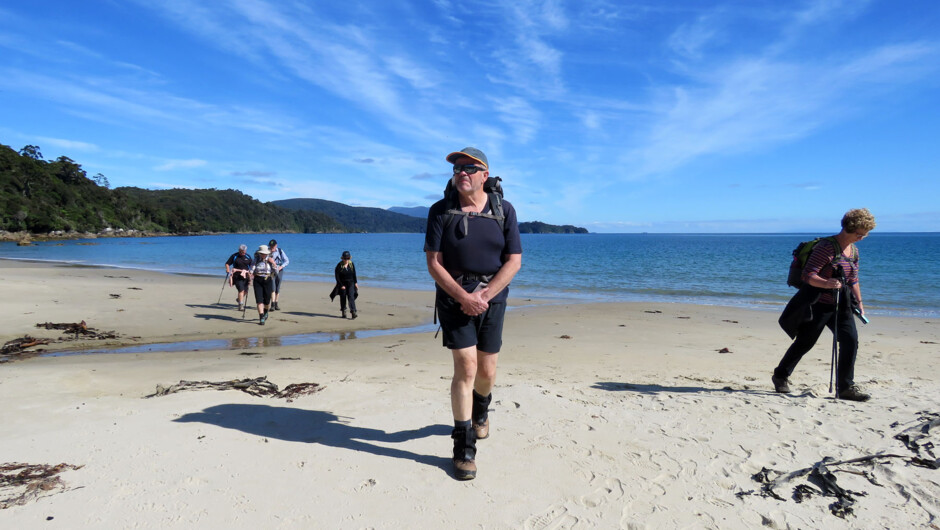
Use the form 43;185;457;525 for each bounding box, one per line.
803;239;858;305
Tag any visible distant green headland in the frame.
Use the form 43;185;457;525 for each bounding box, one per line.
0;142;588;239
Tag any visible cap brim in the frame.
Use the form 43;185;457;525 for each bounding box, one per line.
446;151;487;168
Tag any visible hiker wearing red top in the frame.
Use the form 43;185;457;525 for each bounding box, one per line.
773;208;877;402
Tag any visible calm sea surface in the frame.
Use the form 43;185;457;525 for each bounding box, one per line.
2;232;938;317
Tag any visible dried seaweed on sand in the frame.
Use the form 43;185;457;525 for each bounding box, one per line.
146;376;323;402
738;413;940;519
1;336;51;354
35;321;117;340
0;462;83;509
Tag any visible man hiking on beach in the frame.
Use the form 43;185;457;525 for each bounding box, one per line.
268;239;289;311
425;147;522;480
225;244;253;311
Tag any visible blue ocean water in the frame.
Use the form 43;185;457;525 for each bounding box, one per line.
2;232;938;317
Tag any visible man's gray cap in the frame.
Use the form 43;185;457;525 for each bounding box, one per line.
446;147;488;168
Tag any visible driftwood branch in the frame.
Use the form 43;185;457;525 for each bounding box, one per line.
146;376;323;402
0;462;83;509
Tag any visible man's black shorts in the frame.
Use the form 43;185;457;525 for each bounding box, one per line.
233;273;250;292
436;296;506;353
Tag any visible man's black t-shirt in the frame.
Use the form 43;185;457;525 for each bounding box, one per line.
226;252;253;271
424;198;522;303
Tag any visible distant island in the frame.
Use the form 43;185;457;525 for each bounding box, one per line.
0;142;588;239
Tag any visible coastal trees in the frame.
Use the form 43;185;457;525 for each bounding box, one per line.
92;173;110;188
0;142;588;236
18;145;43;160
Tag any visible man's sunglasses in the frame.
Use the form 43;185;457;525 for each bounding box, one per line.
453;164;486;175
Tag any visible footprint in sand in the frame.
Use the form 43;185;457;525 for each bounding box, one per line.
524;477;626;529
580;477;625;507
524;505;578;530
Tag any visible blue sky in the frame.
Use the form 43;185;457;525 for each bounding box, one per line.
1;1;938;233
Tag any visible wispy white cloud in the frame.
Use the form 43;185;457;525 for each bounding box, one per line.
667;10;723;59
231;170;276;177
630;37;940;176
492;96;541;143
155;159;207;171
34;136;99;152
384;56;439;90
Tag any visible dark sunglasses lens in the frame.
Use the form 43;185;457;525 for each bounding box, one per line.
453;165;482;174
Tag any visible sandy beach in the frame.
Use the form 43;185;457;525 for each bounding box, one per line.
2;261;939;528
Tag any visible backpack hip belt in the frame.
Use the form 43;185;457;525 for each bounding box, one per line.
452;272;494;284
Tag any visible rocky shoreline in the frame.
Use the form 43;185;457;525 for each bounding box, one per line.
0;229;295;244
0;229;212;244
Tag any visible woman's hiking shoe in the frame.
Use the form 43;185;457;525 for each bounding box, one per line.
838;386;870;402
771;375;791;393
341;310;347;319
351;311;358;319
473;417;490;440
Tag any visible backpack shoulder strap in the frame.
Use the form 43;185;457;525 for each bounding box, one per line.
823;236;843;263
486;191;505;234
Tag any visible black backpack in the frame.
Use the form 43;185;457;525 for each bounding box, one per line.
786;236;857;288
442;176;505;236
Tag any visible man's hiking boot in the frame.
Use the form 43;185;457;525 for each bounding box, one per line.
452;426;477;480
838;385;870;402
351;311;357;320
341;310;347;319
453;458;477;480
772;375;791;394
473;417;489;440
472;391;492;439
272;302;279;311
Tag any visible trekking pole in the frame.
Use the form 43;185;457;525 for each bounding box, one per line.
217;273;230;304
829;286;840;394
828;266;845;396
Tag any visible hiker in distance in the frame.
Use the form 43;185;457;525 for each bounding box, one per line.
425;147;522;480
251;244;278;325
773;208;876;402
225;244;253;311
331;250;359;319
268;239;289;311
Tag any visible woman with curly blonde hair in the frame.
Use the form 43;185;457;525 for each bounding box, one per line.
773;208;876;401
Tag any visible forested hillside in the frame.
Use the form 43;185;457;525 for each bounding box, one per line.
0;143;340;234
273;198;426;233
1;142;588;236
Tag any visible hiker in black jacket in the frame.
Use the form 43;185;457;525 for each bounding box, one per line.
331;250;358;319
772;208;876;401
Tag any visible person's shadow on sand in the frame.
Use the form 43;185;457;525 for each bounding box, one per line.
174;404;452;471
592;381;764;395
